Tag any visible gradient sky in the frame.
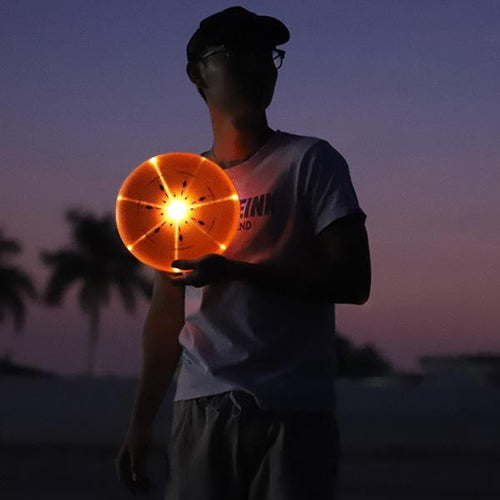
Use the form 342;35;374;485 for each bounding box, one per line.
1;0;499;376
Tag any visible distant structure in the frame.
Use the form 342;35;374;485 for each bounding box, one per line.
419;353;500;384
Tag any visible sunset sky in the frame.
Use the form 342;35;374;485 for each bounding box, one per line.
1;0;499;376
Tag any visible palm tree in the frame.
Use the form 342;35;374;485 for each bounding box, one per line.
0;227;38;362
39;207;152;376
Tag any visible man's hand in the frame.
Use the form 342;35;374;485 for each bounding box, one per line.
115;423;156;494
170;254;235;287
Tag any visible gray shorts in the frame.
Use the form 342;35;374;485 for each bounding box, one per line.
164;390;341;500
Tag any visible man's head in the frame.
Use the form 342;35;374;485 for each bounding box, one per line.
186;6;290;112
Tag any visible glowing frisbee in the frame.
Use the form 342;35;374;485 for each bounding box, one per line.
115;152;240;274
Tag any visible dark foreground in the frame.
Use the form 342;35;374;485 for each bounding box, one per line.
2;442;500;499
2;374;500;498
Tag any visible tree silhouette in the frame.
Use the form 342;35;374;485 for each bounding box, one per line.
39;208;152;376
0;227;38;361
335;329;394;377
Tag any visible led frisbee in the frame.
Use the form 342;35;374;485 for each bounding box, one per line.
115;152;240;274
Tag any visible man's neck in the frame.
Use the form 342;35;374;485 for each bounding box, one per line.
207;107;274;168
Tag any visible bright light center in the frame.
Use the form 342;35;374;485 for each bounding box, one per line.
166;200;188;221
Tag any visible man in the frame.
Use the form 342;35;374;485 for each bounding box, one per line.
116;5;371;500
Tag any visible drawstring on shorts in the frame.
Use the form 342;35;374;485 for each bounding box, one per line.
204;390;258;417
229;390;244;417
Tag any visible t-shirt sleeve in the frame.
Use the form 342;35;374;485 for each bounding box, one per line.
298;139;367;236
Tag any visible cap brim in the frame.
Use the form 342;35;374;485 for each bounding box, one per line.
258;15;290;46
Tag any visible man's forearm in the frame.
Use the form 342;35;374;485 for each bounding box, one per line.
228;258;360;303
129;349;180;428
129;319;183;429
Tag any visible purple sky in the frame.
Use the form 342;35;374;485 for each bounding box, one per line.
1;0;499;376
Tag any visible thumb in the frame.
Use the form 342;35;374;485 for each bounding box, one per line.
171;259;196;269
129;450;137;482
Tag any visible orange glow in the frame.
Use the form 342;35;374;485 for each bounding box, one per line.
115;152;240;273
166;200;189;221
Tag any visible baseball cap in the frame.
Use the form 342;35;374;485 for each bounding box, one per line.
186;6;290;63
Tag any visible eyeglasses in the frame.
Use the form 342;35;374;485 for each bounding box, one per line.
196;44;286;69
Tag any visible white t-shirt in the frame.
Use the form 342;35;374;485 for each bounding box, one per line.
171;129;367;412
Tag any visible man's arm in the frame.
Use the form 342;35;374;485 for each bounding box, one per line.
128;270;185;428
229;213;371;304
116;271;184;491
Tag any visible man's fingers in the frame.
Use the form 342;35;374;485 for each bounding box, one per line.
130;450;156;493
172;259;189;269
115;440;156;494
120;449;151;493
129;449;137;483
131;446;152;482
116;450;135;489
172;271;199;286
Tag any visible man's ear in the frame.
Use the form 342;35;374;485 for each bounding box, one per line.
186;62;203;88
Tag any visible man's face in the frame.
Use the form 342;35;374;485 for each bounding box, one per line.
191;40;278;112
